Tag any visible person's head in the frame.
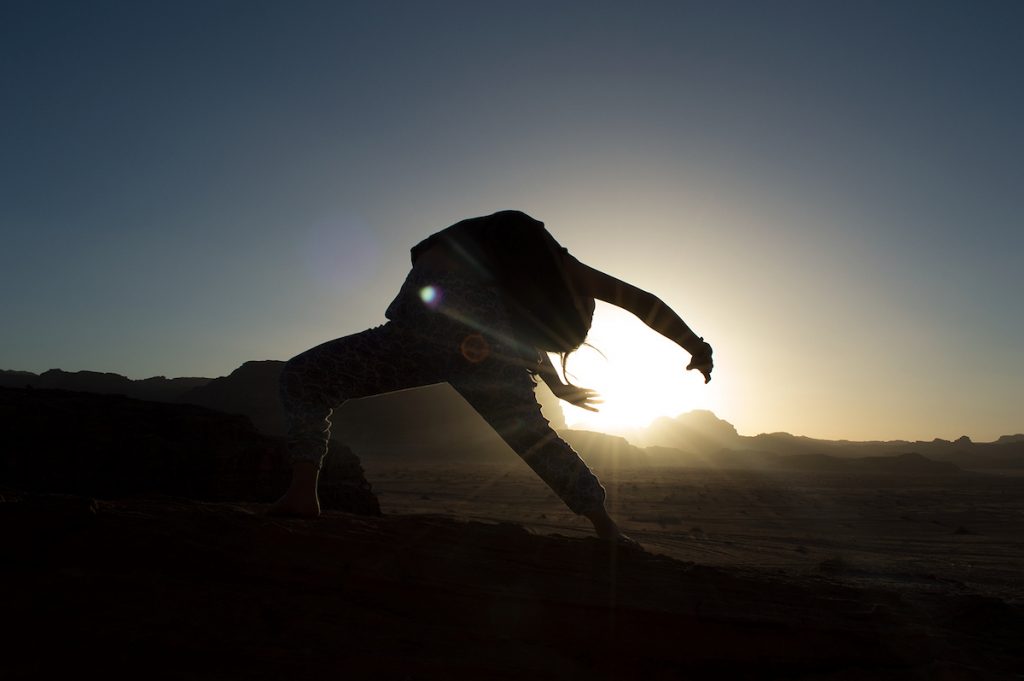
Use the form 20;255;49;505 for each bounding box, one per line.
459;208;593;354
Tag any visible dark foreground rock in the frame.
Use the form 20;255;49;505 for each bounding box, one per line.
1;493;1021;681
0;386;379;515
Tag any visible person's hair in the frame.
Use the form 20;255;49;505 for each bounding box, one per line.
413;209;594;358
507;265;594;354
523;290;595;391
556;293;596;389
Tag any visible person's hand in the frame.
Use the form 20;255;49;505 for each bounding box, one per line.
686;339;714;384
552;383;603;412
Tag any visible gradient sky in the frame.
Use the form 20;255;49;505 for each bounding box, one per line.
2;1;1022;441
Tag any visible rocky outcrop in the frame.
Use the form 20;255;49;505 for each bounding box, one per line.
177;359;288;435
0;387;379;515
642;409;743;453
560;429;649;467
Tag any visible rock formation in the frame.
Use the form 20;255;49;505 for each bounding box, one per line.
0;387;378;515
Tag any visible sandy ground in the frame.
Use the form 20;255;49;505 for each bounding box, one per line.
5;386;1021;678
5;491;1022;680
363;462;1024;602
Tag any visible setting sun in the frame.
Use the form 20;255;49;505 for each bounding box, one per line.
553;303;725;434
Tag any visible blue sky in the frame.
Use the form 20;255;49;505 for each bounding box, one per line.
2;1;1022;440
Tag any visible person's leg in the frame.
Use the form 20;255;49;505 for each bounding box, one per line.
271;322;447;516
449;361;622;538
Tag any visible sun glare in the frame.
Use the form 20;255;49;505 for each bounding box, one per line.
555;303;723;435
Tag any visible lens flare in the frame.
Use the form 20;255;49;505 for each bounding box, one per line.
460;334;490;363
419;285;442;308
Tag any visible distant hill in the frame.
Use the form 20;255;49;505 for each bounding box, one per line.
0;368;209;402
636;410;1024;471
740;432;1024;471
641;409;742;453
560;430;649;468
996;434;1024;444
3;363;1021;472
178;360;287;435
331;384;521;465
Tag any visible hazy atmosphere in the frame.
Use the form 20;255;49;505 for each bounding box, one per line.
3;1;1021;441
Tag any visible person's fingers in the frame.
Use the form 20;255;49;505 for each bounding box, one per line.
686;362;713;383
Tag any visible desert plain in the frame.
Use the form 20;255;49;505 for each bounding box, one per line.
366;461;1024;602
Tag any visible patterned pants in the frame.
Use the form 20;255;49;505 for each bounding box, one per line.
279;267;607;515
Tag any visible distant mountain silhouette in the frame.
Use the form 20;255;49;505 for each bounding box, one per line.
0;368;209;401
641;409;742;453
178;360;287;435
636;410;1024;471
738;432;1024;470
996;434;1024;444
332;384;522;464
560;430;649;468
3;363;1022;471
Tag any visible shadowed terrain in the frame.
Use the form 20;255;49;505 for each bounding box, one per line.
0;386;378;515
3;493;1022;680
5;363;1022;470
1;384;1022;679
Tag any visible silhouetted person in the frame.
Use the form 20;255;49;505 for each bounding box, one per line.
270;210;713;540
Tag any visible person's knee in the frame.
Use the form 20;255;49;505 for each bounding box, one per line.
279;353;333;409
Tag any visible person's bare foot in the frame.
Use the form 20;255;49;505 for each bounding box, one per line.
612;532;642;549
267;493;320;518
267;461;321;518
584;507;640;547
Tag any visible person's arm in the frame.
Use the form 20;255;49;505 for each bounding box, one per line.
565;256;714;382
537;352;603;412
